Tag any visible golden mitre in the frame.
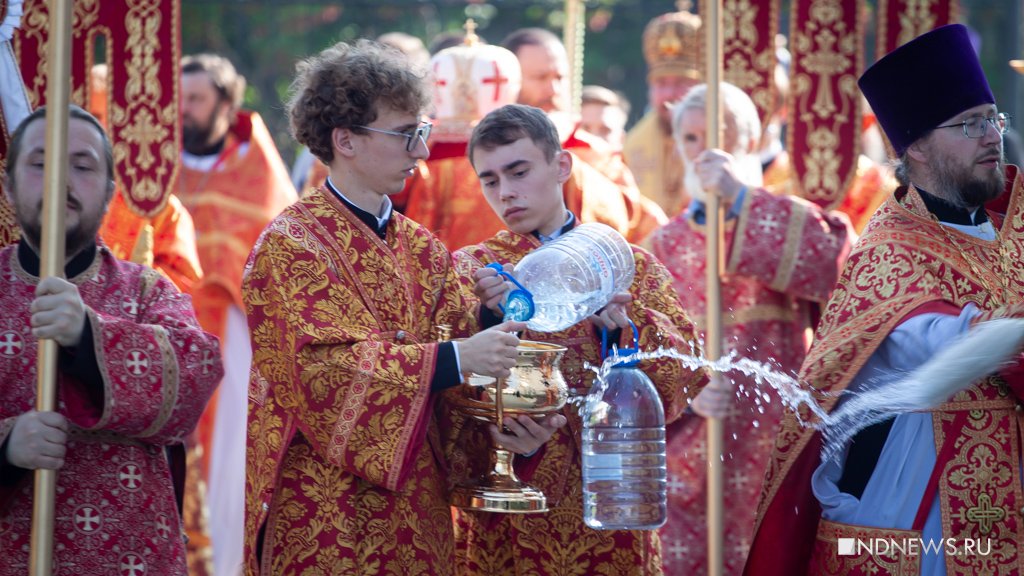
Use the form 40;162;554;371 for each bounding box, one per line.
641;1;703;81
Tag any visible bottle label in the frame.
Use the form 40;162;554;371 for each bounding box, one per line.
586;243;615;295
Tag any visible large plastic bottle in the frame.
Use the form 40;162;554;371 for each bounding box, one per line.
581;325;667;530
490;222;635;333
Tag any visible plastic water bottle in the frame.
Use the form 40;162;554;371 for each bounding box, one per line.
490;223;635;332
581;325;667;530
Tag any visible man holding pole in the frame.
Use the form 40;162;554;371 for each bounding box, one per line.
643;82;854;575
0;105;221;574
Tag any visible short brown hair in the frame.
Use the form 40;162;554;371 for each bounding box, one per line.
468;104;561;167
287;39;431;164
7;105;114;193
181;53;246;111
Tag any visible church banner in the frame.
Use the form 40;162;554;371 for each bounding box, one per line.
722;0;780;128
877;0;957;57
13;0;179;218
787;0;861;209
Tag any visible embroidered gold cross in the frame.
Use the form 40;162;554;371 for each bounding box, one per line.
965;493;1005;535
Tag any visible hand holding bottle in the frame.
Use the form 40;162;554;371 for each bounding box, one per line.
589;292;632;331
472;264;514;315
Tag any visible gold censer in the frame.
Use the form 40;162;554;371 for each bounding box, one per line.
443;329;568;513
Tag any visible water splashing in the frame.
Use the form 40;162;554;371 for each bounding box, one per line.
576;316;1024;465
574;347;831;427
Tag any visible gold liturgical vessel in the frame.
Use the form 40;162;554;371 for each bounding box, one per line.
439;325;568;513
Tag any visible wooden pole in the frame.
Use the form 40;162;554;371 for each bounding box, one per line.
562;0;585;116
31;0;73;573
704;0;725;575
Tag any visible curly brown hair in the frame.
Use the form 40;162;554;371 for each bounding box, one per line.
287;39;430;164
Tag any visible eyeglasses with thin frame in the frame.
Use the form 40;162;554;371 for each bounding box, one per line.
353;122;433;152
934;112;1011;139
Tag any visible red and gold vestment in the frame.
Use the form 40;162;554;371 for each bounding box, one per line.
243;187;478;575
644;188;855;574
746;167;1024;576
100;190;202;294
447;228;706;576
0;244;221;575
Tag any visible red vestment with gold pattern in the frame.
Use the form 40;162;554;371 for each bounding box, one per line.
644;188;855;575
446;228;706;576
745;167;1024;576
175;110;297;339
100;190;203;294
0;244;221;575
243;187;479;575
764;151;896;234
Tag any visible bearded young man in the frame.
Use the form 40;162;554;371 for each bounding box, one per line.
0;105;221;575
745;24;1024;576
642;82;855;575
175;52;298;575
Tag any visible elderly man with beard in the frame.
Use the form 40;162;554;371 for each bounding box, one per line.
746;24;1024;576
0;105;221;575
642;82;855;575
175;53;297;576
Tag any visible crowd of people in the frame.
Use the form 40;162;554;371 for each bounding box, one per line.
0;4;1022;576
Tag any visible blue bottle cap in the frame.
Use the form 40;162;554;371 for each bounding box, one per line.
504;289;535;322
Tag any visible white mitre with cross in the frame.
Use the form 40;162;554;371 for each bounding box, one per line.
429;18;522;143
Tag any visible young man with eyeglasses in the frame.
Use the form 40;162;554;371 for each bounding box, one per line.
240;40;555;575
745;24;1024;576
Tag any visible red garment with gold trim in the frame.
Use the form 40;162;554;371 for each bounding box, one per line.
764;151;896;234
564;125;669;243
0;245;221;575
644;188;854;575
100;190;202;294
243;186;479;575
746;167;1024;576
447;228;706;576
175;110;297;339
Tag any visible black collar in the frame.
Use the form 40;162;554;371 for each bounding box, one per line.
324;178;390;240
17;239;98;278
916;187;988;226
185;135;227;158
531;211;576;242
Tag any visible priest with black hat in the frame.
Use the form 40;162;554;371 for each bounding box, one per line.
744;23;1023;576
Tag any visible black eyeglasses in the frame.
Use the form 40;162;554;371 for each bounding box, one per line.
935;113;1011;139
353;122;432;152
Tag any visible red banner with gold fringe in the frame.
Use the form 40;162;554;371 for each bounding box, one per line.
878;0;957;56
722;0;780;128
13;0;179;218
787;0;862;210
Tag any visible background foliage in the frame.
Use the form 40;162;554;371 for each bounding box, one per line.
180;0;1022;165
